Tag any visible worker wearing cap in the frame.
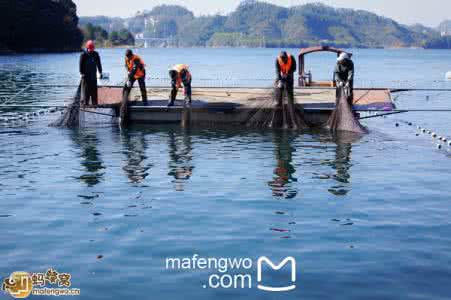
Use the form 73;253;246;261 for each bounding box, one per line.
124;49;148;104
168;64;192;107
79;40;103;106
334;52;354;106
275;51;297;107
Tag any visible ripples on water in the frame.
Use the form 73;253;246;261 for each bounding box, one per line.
1;49;451;299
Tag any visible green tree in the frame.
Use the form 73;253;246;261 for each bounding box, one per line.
110;29;135;46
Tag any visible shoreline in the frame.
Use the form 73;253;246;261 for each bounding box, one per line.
2;46;451;55
0;47;83;55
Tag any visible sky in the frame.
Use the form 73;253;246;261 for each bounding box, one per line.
72;0;451;27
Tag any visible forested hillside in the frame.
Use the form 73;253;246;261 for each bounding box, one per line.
79;1;447;49
0;0;83;53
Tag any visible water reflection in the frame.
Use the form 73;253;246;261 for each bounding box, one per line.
268;131;298;199
327;131;363;196
167;129;194;192
121;130;151;184
70;129;105;187
70;125;361;196
266;129;362;199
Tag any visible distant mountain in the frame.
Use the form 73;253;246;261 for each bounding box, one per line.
79;16;126;33
79;1;449;49
0;0;83;53
438;20;451;36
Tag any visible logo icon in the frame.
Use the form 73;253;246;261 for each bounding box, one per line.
2;272;33;299
257;256;296;292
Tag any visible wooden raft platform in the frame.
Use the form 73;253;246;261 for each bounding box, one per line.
92;86;394;126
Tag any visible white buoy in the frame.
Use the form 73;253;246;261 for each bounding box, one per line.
422;129;426;133
437;144;442;149
432;133;437;138
448;141;451;147
49;107;57;113
446;71;451;80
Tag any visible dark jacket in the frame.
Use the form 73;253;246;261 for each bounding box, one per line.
79;50;102;80
275;55;297;83
334;59;354;84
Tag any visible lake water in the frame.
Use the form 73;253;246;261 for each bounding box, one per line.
1;48;451;299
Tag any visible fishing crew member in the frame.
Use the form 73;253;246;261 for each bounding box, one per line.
334;52;354;106
275;51;297;107
124;49;148;104
168;64;192;107
79;40;103;106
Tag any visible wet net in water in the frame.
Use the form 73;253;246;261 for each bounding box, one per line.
49;82;81;127
50;81;129;128
182;85;309;130
326;86;368;134
245;87;308;130
119;87;130;127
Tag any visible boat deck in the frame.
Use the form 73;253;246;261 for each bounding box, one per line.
88;86;394;126
97;86;393;111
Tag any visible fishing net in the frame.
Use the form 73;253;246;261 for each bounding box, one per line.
119;87;130;127
326;86;367;134
182;84;308;130
244;87;308;130
49;81;81;127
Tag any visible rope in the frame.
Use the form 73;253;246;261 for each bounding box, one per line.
391;88;451;93
359;111;407;120
80;109;116;117
357;109;451;112
0;104;66;108
0;85;33;105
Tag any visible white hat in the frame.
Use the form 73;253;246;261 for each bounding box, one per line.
337;52;350;62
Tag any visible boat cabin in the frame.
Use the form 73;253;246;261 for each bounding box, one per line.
298;46;352;87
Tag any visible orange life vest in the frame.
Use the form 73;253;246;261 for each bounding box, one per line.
126;55;146;79
172;64;191;89
277;54;293;75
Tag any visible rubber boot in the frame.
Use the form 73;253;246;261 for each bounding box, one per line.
184;95;192;107
168;89;177;107
141;88;148;106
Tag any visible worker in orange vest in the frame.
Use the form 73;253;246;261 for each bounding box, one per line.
124;49;148;104
275;51;297;107
168;64;192;107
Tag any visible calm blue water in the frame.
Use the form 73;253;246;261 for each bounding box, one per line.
1;48;451;299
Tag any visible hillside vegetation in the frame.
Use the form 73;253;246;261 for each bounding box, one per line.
80;1;447;48
0;0;83;53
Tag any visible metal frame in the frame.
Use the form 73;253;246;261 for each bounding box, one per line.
298;46;352;87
